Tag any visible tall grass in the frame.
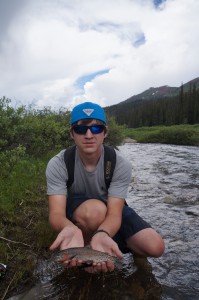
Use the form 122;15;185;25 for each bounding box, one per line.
0;152;57;298
1;155;47;211
123;124;199;146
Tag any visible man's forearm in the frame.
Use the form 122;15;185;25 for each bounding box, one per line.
97;197;124;237
97;214;122;237
48;195;77;232
49;212;75;232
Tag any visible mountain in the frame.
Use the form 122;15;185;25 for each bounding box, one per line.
182;77;199;91
123;85;178;104
106;76;199;108
104;76;199;128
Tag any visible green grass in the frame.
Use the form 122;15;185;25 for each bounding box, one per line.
0;158;45;210
0;153;57;299
123;124;199;146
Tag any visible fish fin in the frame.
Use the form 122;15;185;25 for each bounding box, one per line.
84;245;91;249
78;262;93;269
57;253;76;262
85;260;93;264
69;254;76;259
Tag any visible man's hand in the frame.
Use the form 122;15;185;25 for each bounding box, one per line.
83;260;115;273
50;225;84;251
85;231;123;273
50;225;85;268
90;231;123;257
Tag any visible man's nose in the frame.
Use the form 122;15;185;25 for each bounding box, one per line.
85;128;93;137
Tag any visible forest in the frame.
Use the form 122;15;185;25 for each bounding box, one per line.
105;82;199;128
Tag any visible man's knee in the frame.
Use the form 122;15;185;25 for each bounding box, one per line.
73;199;107;230
126;228;165;257
145;235;165;257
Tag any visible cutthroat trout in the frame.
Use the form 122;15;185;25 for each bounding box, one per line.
34;247;122;282
52;246;120;266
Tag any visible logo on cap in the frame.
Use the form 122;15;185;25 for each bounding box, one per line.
83;108;94;116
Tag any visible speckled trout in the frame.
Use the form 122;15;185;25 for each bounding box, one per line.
34;247;122;283
53;246;120;265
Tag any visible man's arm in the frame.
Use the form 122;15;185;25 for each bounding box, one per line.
48;195;71;231
48;195;84;250
90;196;124;257
98;196;125;237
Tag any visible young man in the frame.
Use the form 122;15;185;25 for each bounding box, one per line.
46;102;164;272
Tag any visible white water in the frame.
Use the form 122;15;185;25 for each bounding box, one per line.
121;143;199;300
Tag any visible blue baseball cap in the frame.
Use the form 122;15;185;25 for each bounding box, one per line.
71;102;106;125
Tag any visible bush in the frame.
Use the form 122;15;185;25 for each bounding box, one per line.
0;97;71;156
0;145;26;178
124;124;199;146
105;116;126;148
145;127;198;145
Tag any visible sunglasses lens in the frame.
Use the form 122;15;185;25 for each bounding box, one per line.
73;125;87;134
73;125;105;134
90;125;104;134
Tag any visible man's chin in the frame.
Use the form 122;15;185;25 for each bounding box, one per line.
81;144;98;153
83;147;96;154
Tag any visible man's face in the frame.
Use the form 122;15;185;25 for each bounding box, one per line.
70;119;107;154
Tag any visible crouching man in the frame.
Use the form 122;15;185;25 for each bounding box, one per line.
46;102;165;272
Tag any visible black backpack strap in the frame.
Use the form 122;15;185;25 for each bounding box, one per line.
104;145;128;206
64;145;76;190
103;145;116;190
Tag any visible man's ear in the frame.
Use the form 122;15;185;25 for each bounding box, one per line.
104;126;108;138
70;129;74;139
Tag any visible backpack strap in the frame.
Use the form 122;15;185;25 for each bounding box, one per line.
64;144;116;190
104;145;127;205
103;145;116;190
64;145;76;190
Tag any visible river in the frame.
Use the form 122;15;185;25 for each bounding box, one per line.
8;143;199;300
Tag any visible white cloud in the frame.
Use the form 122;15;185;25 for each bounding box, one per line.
0;0;198;110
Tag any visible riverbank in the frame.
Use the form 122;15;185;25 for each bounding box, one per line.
123;124;199;146
0;154;57;299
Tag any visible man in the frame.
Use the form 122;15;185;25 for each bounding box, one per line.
46;102;165;272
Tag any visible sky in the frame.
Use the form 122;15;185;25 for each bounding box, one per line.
0;0;199;110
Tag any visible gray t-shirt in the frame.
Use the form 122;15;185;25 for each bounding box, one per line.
46;146;132;201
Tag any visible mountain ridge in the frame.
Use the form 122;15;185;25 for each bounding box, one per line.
106;76;199;108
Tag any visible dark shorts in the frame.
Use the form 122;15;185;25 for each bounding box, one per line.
66;194;151;254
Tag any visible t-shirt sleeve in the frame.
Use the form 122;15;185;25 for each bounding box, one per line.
46;152;68;195
108;151;132;199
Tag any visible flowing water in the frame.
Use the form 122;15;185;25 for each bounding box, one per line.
8;143;199;300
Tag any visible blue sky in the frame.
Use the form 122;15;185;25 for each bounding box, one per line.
0;0;198;109
76;70;110;91
154;0;166;7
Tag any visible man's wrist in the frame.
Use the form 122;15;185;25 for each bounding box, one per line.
91;229;110;238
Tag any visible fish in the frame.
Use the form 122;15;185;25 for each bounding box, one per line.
52;246;120;266
34;247;122;283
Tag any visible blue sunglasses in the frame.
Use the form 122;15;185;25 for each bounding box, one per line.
73;125;105;135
